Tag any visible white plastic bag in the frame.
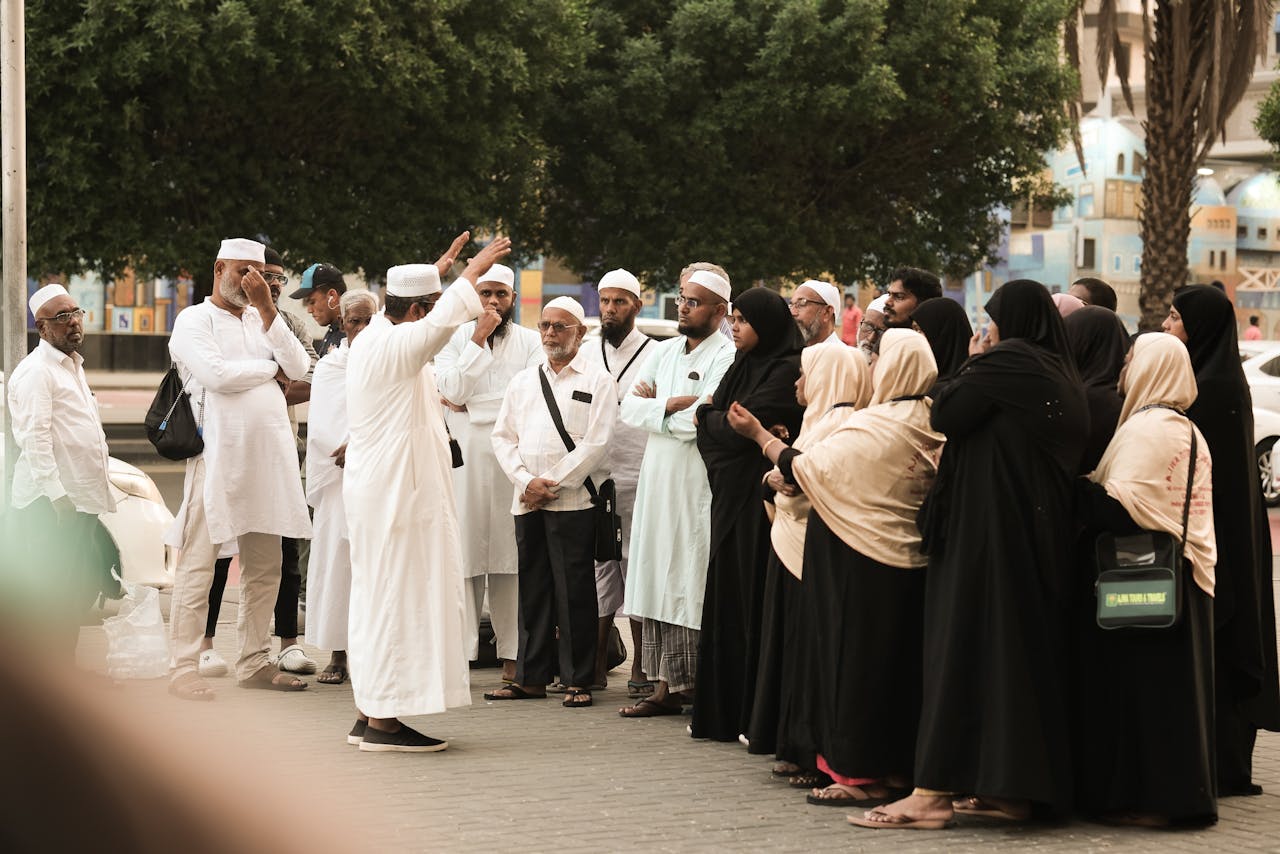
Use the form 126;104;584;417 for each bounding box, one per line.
103;572;170;680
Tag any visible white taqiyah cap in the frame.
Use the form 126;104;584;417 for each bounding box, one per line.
386;264;442;297
798;279;841;313
598;268;641;298
867;294;889;313
29;283;70;317
217;238;266;263
477;263;515;288
687;269;731;302
544;296;586;323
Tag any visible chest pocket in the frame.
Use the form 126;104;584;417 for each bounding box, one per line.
562;389;593;440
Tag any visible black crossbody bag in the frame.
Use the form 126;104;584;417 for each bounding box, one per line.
143;363;205;461
537;370;623;561
1094;410;1197;630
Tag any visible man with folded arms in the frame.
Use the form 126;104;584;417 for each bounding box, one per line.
166;238;313;700
344;234;511;752
487;297;617;709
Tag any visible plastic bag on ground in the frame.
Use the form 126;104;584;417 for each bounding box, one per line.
103;570;170;680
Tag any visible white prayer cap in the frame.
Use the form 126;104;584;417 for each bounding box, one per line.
687;269;731;302
216;237;266;263
598;268;641;298
798;279;841;313
386;263;442;297
29;283;70;317
867;294;890;314
544;296;586;323
478;263;515;288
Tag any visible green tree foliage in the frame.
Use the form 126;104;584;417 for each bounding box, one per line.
27;0;587;283
540;0;1076;288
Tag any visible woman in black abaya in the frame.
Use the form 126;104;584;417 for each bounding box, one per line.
853;279;1088;831
1166;285;1280;796
1064;306;1130;473
693;288;804;743
910;297;972;397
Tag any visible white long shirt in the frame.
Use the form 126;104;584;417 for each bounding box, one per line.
582;328;655;492
436;321;543;577
491;351;618;515
166;299;312;546
621;333;736;628
7;339;114;514
343;280;482;719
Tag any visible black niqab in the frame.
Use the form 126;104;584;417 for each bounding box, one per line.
985;278;1077;377
911;297;972;387
1064;306;1130;472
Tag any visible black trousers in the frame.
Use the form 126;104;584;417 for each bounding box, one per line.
205;538;300;639
514;508;598;688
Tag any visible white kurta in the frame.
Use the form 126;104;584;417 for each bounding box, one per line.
620;334;736;629
166;300;312;546
344;281;482;719
582;329;655;496
304;344;352;651
435;322;543;578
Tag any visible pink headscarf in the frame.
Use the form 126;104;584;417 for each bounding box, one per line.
1052;292;1085;318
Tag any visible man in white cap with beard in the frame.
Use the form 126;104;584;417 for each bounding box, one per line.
5;284;115;658
788;279;844;348
859;293;890;363
166;238;313;701
344;232;512;753
486;296;617;709
435;263;542;684
582;268;657;695
617;264;736;717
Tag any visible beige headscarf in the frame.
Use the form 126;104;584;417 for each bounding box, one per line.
1090;333;1216;595
791;330;945;569
769;344;871;577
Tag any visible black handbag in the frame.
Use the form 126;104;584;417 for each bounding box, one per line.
1094;415;1196;630
537;370;623;562
143;364;205;461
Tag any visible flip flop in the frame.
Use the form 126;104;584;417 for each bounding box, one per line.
806;783;898;808
847;808;955;831
168;672;216;701
952;797;1030;821
563;688;593;708
317;664;348;685
238;667;307;691
627;679;655;698
788;771;833;789
618;697;682;717
483;684;546;701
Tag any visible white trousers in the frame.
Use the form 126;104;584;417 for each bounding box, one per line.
464;573;519;662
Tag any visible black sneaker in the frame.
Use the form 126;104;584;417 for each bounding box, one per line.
347;719;367;745
358;723;448;753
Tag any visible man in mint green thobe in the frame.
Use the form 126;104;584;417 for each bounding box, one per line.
619;278;735;715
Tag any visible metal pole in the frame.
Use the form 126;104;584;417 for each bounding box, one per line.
1;0;25;507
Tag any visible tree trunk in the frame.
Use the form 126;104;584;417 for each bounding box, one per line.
1137;0;1195;331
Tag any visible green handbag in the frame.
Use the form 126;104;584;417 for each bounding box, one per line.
1094;417;1196;630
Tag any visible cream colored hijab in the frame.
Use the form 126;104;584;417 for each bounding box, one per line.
791;330;945;568
769;343;871;577
1091;333;1216;595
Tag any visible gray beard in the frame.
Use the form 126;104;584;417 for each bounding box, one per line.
543;343;576;363
798;317;823;343
219;273;249;308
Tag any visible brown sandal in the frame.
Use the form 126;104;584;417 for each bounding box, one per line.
168;672;216;701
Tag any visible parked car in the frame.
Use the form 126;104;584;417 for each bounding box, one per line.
1;376;176;589
1252;406;1280;508
1236;345;1280;506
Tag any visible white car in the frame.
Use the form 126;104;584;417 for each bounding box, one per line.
1237;345;1280;506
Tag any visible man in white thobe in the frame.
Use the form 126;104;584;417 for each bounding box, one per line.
618;267;736;716
436;263;542;683
304;290;378;685
789;279;845;349
5;284;116;658
344;234;511;753
582;268;657;693
166;238;313;700
487;297;617;708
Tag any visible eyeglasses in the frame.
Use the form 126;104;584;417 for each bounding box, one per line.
262;272;289;286
675;295;722;310
788;297;824;310
47;308;86;325
537;321;579;333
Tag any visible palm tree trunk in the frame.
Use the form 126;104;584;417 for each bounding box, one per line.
1137;0;1196;331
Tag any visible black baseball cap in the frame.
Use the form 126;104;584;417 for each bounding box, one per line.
289;263;346;299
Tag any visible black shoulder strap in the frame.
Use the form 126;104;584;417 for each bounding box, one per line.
1180;424;1197;547
537;368;597;498
602;336;652;387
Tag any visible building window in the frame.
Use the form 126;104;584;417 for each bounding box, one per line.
1209;250;1216;268
1260;227;1269;240
1239;224;1249;238
1113;254;1122;273
1221;250;1229;270
1078;184;1095;218
1116;153;1125;174
1133;255;1142;274
1081;238;1096;270
1132;152;1145;176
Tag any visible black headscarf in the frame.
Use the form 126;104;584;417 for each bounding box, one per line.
912;297;972;385
985;279;1076;375
1063;306;1130;472
1171;284;1280;733
712;287;803;405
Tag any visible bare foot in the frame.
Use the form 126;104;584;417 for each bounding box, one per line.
850;793;953;829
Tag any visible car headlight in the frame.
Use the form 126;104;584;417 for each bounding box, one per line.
110;470;165;504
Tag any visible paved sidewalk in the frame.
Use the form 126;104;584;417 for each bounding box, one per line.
74;605;1280;854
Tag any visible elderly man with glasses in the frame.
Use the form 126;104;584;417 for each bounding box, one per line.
487;297;618;709
788;279;845;348
5;284;117;659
